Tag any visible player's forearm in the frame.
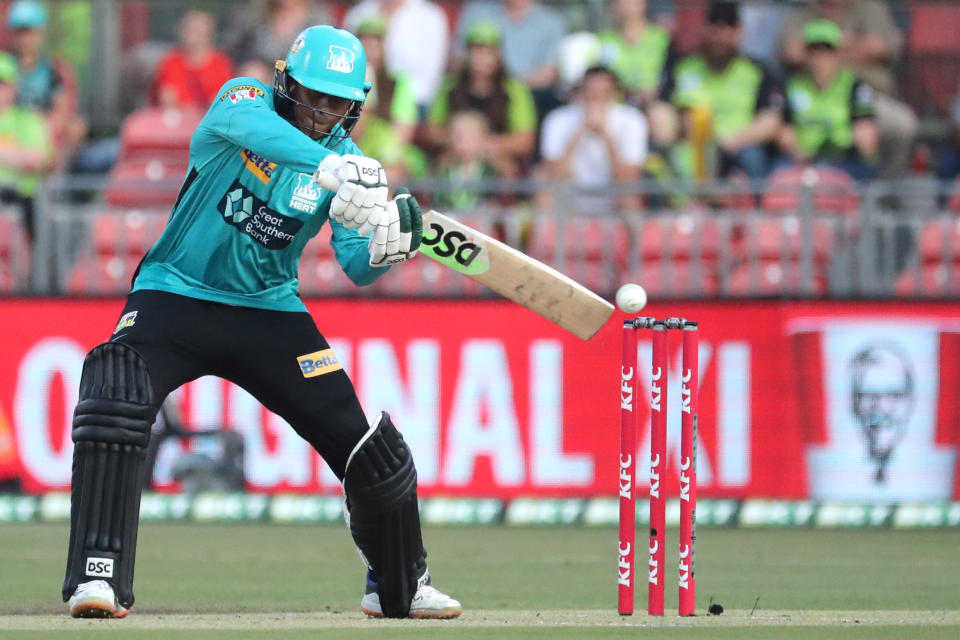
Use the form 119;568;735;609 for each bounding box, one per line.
330;223;390;285
198;102;336;174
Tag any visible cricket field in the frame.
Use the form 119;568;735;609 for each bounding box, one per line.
0;524;957;638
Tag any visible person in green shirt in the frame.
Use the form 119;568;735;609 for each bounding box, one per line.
352;14;426;184
779;19;878;180
0;51;52;241
597;0;676;109
650;0;783;181
428;19;537;176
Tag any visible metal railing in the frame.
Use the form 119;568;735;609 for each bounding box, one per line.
5;174;957;301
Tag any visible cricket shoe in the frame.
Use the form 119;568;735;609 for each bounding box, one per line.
361;570;462;619
68;580;130;618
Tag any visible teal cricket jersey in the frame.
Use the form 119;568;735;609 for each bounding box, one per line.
132;77;389;312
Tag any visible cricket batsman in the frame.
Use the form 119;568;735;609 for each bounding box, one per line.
62;25;461;620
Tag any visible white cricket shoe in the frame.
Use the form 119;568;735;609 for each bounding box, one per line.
361;570;462;619
68;580;130;618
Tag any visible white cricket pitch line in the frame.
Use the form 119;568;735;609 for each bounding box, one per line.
1;609;958;630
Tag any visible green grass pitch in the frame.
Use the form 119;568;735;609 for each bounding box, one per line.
0;523;957;638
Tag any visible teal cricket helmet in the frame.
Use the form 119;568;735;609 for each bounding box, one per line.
274;25;371;142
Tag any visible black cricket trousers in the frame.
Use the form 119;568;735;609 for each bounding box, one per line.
110;289;369;479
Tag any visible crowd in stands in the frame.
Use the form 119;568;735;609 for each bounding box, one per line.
4;0;960;226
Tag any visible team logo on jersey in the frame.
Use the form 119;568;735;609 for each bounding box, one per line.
326;45;355;73
290;174;321;213
219;85;265;104
241;149;276;183
221;180;304;250
113;311;138;334
297;348;343;378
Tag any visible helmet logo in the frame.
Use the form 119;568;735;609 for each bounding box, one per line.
291;34;305;54
326;45;355;73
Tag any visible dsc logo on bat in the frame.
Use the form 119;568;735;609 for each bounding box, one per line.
421;221;489;275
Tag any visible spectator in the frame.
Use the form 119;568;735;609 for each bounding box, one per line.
740;3;791;67
351;15;426;185
152;10;234;110
596;0;677;110
433;111;502;211
650;1;783;181
538;65;647;213
454;0;567;117
777;0;916;180
344;0;449;114
222;0;332;80
428;19;537;176
779;20;878;181
0;52;52;241
6;0;86;170
937;89;960;182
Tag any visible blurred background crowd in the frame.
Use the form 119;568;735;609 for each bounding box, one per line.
1;0;960;300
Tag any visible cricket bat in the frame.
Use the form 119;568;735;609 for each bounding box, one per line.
418;210;614;341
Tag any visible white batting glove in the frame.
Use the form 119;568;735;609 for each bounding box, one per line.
368;188;423;266
313;154;388;236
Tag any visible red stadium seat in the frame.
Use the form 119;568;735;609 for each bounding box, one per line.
904;3;960;116
635;213;721;261
894;263;960;296
66;254;140;295
623;260;718;298
916;216;960;262
0;210;30;293
105;160;188;208
528;217;630;266
90;210;168;257
118;108;203;161
726;260;827;296
740;216;835;263
762;167;860;215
